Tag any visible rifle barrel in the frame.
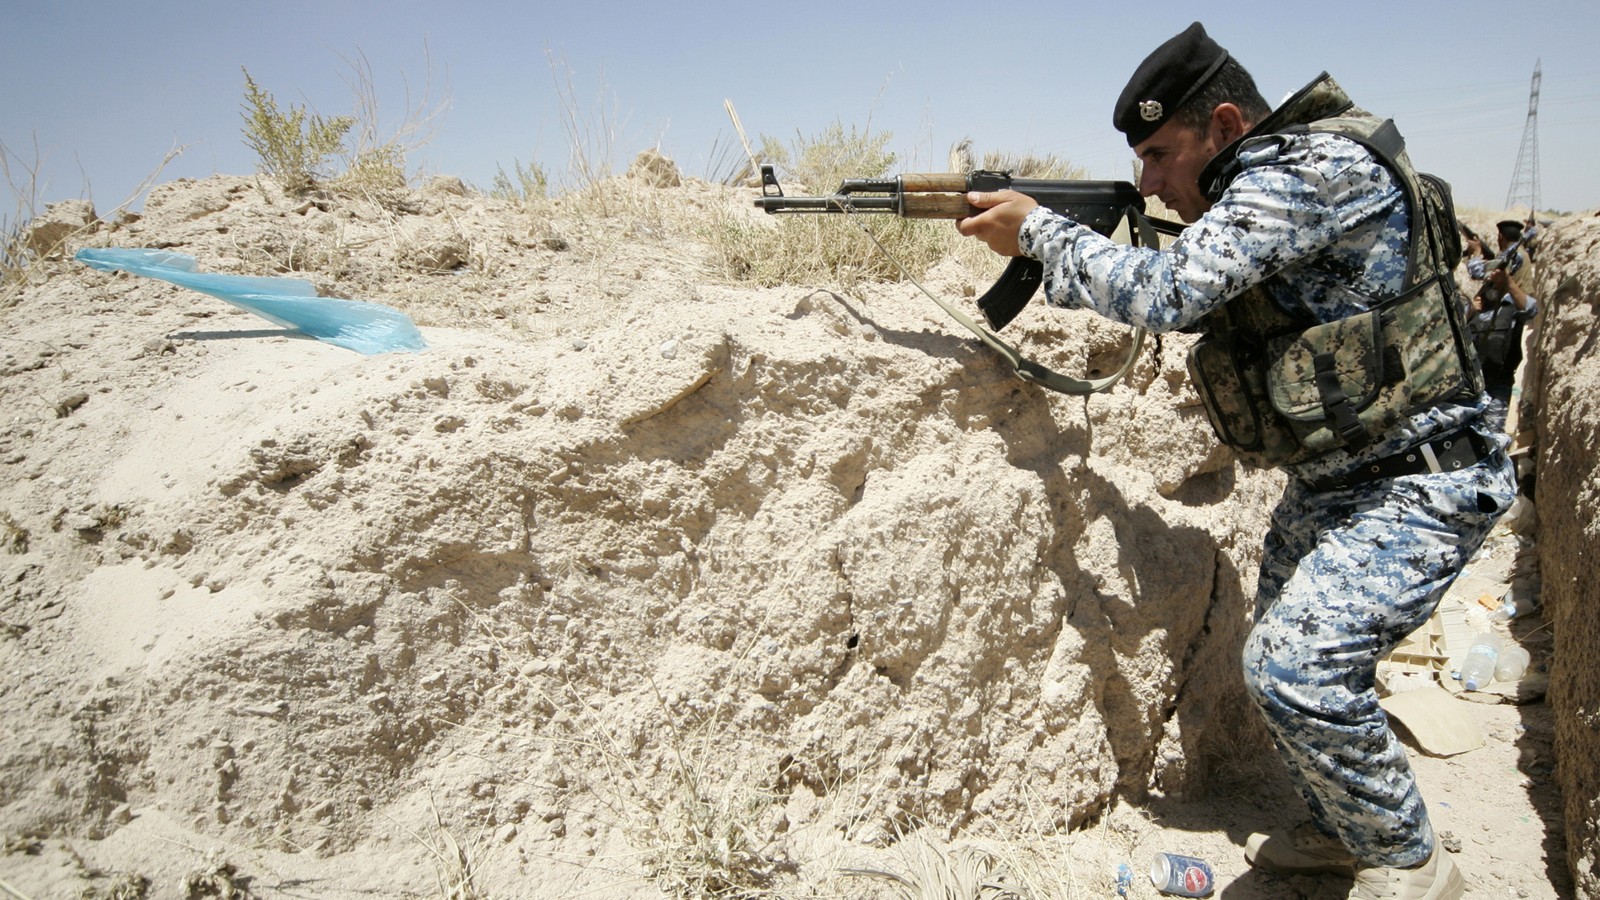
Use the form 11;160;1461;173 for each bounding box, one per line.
754;196;900;213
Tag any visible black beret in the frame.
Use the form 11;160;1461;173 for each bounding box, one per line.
1496;219;1525;239
1114;22;1231;147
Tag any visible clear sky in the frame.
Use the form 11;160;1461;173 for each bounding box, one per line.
5;0;1598;224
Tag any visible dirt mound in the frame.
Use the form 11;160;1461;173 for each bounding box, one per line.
0;174;1576;898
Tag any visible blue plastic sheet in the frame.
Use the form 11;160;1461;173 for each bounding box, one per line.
75;248;427;355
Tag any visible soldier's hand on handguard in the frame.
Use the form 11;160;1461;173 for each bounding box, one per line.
956;190;1039;257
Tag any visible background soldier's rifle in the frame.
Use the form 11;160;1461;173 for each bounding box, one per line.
1459;220;1516;272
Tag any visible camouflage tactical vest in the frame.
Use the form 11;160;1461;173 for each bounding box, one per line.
1184;73;1483;469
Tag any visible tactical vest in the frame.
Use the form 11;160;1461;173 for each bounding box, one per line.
1183;74;1484;469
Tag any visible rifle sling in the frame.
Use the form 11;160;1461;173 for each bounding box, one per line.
852;205;1161;396
921;270;1146;395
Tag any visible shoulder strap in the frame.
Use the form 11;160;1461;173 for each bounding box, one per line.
1199;72;1354;201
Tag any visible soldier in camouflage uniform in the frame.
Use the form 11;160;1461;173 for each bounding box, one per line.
1464;220;1539;433
958;22;1514;900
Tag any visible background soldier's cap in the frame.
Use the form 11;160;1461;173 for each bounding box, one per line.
1114;22;1231;147
1496;219;1526;239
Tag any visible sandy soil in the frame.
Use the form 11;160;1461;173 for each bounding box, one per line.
0;171;1571;899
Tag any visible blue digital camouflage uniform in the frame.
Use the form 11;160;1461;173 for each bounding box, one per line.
1017;130;1517;868
1465;247;1539;433
1466;243;1529;281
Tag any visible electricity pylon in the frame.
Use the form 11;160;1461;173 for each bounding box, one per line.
1505;60;1541;214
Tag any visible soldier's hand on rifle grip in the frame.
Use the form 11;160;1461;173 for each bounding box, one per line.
956;190;1039;257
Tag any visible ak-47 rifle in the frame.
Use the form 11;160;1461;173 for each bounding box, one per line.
754;164;1177;395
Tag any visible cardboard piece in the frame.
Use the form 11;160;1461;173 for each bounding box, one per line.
1384;613;1449;677
1381;596;1476;684
1447;571;1505;596
1380;684;1485;757
1436;597;1483;673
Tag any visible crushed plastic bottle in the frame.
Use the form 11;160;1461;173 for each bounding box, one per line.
1495;644;1531;682
1115;862;1134;897
1491;590;1515;621
1460;632;1503;691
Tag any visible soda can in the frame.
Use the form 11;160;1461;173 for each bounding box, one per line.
1150;851;1214;897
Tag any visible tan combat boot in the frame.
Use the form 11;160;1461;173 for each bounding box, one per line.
1244;821;1358;875
1349;843;1464;900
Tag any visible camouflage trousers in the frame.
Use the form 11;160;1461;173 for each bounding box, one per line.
1242;444;1516;868
1482;382;1513;435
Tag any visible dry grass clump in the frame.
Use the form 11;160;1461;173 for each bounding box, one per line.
482;53;674;254
845;837;1007;899
1;139;40;290
394;794;493;900
488;159;551;204
240;51;446;209
950;140;1090;182
554;679;786;898
1;221;26;294
700;130;1113;293
639;750;784;897
240;67;356;197
332;144;412;209
2;137;180;300
702;123;958;290
332;50;447;212
835;786;1157;900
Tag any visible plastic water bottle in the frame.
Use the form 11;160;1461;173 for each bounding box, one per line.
1460;632;1503;691
1495;645;1531;682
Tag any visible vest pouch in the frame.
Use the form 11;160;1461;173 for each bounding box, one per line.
1383;276;1480;407
1266;310;1388;456
1187;335;1309;468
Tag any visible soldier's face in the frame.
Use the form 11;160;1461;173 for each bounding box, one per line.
1133;119;1218;224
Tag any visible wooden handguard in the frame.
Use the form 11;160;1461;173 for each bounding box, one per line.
897;173;989;218
899;193;984;219
897;173;970;192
